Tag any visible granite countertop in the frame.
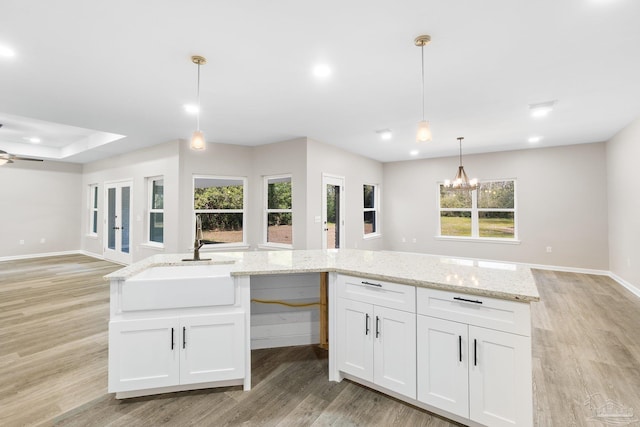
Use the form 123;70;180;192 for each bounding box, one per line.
105;249;540;303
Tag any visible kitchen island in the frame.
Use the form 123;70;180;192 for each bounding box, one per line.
106;249;539;427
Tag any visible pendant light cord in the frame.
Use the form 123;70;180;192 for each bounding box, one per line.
196;61;201;131
458;137;463;166
421;45;425;121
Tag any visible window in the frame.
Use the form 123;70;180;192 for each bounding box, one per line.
264;175;293;247
439;180;516;240
363;184;379;236
147;177;164;244
88;184;98;235
194;176;246;245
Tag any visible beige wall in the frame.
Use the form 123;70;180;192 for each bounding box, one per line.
383;143;609;270
0;160;82;258
306;139;385;250
81;141;180;262
607;117;640;291
250;138;308;249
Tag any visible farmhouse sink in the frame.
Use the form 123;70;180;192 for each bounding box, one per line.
121;263;236;311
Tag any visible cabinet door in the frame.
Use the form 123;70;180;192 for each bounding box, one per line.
417;315;469;417
337;298;373;382
108;317;180;392
469;326;532;427
180;312;245;384
373;306;416;399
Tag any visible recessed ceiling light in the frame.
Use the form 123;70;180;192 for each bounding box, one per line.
0;45;15;58
409;150;419;156
529;100;557;118
312;64;332;79
375;129;392;140
184;104;199;114
29;137;41;143
528;136;542;143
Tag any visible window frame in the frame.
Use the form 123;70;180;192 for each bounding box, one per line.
363;183;381;238
263;174;293;248
437;179;519;243
88;184;99;236
146;176;164;247
193;175;248;248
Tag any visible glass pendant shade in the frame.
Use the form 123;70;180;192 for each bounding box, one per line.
416;120;432;142
190;130;205;151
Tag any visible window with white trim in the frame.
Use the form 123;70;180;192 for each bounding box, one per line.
194;176;246;245
264;175;293;247
439;180;516;240
147;177;164;244
363;184;379;236
88;184;98;236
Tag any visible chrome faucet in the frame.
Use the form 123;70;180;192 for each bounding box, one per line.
183;215;210;261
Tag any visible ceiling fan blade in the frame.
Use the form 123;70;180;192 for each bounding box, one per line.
13;157;43;162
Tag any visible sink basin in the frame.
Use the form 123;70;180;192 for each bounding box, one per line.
121;264;236;311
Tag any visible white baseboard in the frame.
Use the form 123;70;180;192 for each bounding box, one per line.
523;262;609;276
608;272;640;298
0;250;81;262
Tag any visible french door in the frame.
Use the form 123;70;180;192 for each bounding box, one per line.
104;180;133;264
322;174;345;249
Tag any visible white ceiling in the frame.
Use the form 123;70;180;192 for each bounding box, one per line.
1;0;639;164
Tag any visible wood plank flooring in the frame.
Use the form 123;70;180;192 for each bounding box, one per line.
1;255;640;426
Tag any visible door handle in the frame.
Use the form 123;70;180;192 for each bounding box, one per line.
459;335;462;362
183;327;186;349
324;228;328;231
112;226;120;230
474;339;477;366
171;328;174;350
375;316;380;338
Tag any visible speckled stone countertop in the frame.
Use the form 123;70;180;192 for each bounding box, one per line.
105;249;540;302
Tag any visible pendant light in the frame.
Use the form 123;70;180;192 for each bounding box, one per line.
415;35;432;142
444;137;478;191
190;55;207;151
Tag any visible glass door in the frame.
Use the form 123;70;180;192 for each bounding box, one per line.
104;180;133;264
322;174;345;249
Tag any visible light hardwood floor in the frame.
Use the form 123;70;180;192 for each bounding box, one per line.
1;255;639;426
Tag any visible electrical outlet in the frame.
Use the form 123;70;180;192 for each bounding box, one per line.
546;246;552;253
40;238;46;244
401;237;406;243
412;238;417;243
19;239;24;245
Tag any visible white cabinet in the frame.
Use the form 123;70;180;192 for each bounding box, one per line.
109;312;245;393
416;315;468;418
336;275;416;399
416;287;533;427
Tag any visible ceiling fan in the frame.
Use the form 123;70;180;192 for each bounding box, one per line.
0;149;44;165
0;123;44;165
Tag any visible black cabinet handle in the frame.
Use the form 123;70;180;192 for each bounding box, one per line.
454;296;483;305
474;339;477;366
375;316;380;338
362;281;382;288
459;335;462;362
183;326;186;349
171;328;174;350
365;313;370;335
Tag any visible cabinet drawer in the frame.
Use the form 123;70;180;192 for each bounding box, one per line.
337;274;415;313
416;288;530;336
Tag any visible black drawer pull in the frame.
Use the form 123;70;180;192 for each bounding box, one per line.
474;339;478;366
458;335;462;362
454;296;483;305
365;313;370;335
171;328;175;350
362;281;382;288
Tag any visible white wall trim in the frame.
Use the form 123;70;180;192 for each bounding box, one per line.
0;250;82;262
608;272;640;298
524;262;609;276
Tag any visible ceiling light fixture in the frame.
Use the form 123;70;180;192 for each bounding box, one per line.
0;45;15;57
409;150;419;156
528;136;542;143
415;35;432;142
190;55;207;151
313;64;332;79
184;104;199;114
376;129;392;140
444;137;478;191
529;100;556;118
